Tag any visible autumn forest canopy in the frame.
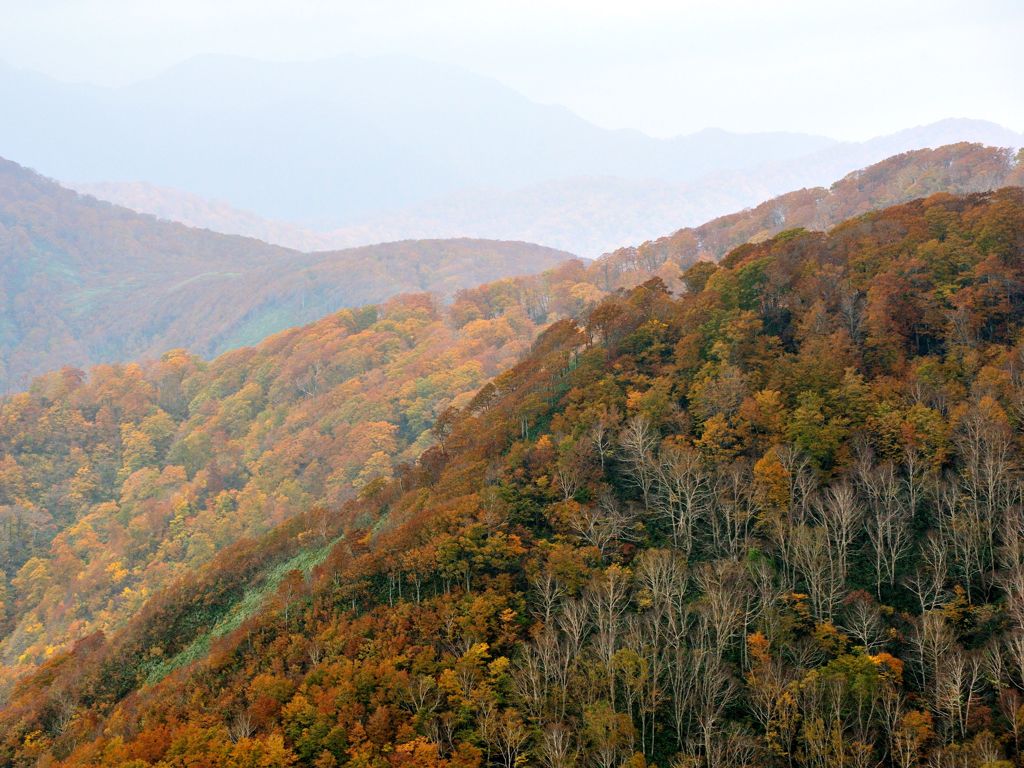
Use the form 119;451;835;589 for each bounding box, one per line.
0;143;1018;686
4;5;1024;768
0;171;1021;768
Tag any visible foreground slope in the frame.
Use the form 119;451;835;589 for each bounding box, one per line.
0;157;572;390
4;188;1024;767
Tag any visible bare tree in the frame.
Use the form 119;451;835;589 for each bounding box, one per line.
635;548;688;627
859;460;912;597
654;443;710;556
619;414;658;511
590;411;617;471
954;402;1017;593
495;710;530;768
228;710;255;743
557;598;590;662
788;482;863;623
531;570;566;627
903;531;949;614
538;722;578;768
1002;630;1024;692
709;462;756;559
840;592;887;652
555;461;585;502
533;627;574;719
694;559;747;651
814;482;861;588
901;444;932;521
512;644;549;721
667;644;693;751
586;564;633;707
934;647;983;739
907;611;955;705
566;494;636;558
688;625;739;766
936;479;986;595
706;725;760;768
402;674;440;722
998;485;1024;572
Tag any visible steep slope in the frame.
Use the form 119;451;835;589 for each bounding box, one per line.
0;157;573;390
0;262;596;688
4;188;1024;767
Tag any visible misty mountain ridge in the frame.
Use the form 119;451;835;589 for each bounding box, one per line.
0;53;835;228
56;66;1024;257
5;140;1021;395
70;117;1024;257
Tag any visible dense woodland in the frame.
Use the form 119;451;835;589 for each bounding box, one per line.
0;283;565;680
1;188;1024;767
2;143;1020;694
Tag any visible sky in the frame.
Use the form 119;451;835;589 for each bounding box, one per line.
1;0;1021;141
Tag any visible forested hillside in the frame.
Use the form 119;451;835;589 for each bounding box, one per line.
0;269;591;686
4;188;1024;767
0;157;572;390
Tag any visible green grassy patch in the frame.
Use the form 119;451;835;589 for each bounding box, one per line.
142;536;340;686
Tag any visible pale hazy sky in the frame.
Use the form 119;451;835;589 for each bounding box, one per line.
1;0;1021;141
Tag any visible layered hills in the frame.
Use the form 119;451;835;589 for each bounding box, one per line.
8;55;1021;256
2;143;1021;394
0;156;573;391
68;117;1024;256
596;142;1024;288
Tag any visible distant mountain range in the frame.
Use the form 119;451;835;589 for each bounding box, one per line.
0;156;572;391
0;54;835;230
4;55;1020;256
